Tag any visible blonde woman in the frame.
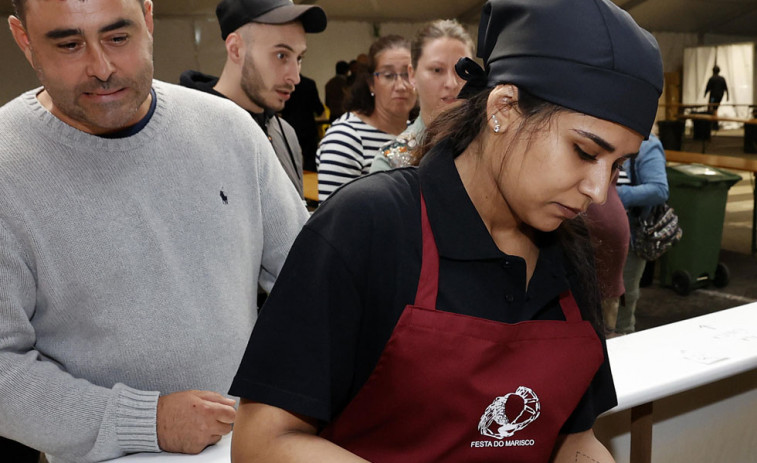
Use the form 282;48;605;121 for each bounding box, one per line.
371;19;474;172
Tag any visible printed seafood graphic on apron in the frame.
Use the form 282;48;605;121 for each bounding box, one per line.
478;386;541;440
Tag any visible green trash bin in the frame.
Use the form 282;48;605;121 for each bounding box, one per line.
659;164;741;295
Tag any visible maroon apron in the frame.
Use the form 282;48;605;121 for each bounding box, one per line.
320;195;605;462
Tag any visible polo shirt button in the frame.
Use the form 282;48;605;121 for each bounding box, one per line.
505;294;514;303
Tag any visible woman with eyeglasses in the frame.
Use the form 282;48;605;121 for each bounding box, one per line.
316;35;416;202
230;0;663;461
371;19;474;172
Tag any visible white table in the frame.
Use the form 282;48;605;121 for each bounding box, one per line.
603;301;757;463
108;303;757;462
105;435;230;462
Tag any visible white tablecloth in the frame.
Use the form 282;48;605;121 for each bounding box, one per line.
606;301;757;413
106;435;230;462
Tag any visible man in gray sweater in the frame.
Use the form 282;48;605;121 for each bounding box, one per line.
1;0;309;461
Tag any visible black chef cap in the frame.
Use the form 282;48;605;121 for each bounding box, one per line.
458;0;663;137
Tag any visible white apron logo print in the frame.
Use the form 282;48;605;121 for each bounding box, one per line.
478;386;540;439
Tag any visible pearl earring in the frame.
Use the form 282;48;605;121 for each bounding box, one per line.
371;92;375;97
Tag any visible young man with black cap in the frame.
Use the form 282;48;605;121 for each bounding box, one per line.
180;0;327;199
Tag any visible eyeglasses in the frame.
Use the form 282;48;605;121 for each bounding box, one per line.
373;71;410;84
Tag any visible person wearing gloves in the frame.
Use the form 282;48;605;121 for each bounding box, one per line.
229;0;663;461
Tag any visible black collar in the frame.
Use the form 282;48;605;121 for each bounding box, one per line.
418;140;508;261
204;86;275;132
99;88;157;139
417;139;571;303
249;108;277;132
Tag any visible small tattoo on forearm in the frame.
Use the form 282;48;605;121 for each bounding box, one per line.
575;451;601;462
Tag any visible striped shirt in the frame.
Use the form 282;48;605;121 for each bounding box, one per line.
316;112;397;202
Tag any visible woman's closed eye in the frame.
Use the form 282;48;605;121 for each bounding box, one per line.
574;145;598;162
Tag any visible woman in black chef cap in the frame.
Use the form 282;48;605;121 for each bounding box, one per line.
228;0;663;461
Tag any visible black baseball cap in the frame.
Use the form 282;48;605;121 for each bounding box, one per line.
217;0;327;40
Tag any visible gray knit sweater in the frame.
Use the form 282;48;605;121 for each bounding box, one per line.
0;81;309;462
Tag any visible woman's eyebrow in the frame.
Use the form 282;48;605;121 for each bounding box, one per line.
572;129;616;152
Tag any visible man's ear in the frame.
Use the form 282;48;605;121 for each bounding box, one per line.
486;84;519;133
225;31;245;65
8;15;34;67
143;0;154;35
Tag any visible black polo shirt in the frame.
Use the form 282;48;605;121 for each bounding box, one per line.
229;141;617;433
